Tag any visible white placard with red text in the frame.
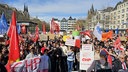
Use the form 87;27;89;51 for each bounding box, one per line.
80;44;94;70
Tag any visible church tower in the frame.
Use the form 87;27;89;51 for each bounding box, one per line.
23;4;30;20
89;4;95;15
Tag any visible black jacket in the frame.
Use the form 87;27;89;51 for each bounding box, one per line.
112;59;128;72
0;63;7;72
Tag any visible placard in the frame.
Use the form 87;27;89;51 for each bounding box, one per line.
65;39;75;46
39;34;48;41
120;36;126;41
82;44;93;51
80;44;94;70
80;50;94;70
47;32;55;40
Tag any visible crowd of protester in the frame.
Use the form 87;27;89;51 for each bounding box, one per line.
1;32;128;72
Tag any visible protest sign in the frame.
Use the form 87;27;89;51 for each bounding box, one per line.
47;32;55;40
80;50;94;70
11;56;49;72
120;36;126;41
80;44;94;70
39;34;48;41
65;39;75;46
82;44;93;51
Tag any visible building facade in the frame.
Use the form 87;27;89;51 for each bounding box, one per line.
67;16;76;31
60;18;68;31
53;16;76;32
87;0;128;33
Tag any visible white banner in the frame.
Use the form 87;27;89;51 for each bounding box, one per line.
65;39;75;46
11;56;49;72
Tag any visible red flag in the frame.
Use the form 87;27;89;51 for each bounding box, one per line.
50;18;60;33
6;11;20;72
114;37;125;50
75;39;81;48
107;55;112;66
7;22;13;37
21;24;26;33
50;18;54;34
114;37;121;49
85;30;91;38
55;23;60;33
102;49;112;66
42;24;46;34
33;25;39;42
5;40;10;45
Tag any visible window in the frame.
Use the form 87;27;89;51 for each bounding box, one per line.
111;26;112;28
118;11;120;14
121;25;124;28
118;20;120;24
122;9;125;13
122;20;124;23
113;26;115;29
118;15;120;19
127;18;128;22
126;13;128;17
114;17;116;20
118;25;120;28
122;14;124;18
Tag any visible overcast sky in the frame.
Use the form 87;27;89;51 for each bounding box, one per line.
0;0;121;22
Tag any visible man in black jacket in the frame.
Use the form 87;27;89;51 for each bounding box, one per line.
112;54;128;72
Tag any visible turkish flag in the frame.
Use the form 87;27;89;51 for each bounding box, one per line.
6;11;20;72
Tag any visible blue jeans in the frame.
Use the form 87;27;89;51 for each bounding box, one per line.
67;60;73;72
